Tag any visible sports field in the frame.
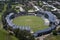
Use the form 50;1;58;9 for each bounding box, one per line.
13;15;48;32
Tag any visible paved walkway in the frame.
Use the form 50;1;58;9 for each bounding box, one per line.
56;25;60;30
36;34;51;40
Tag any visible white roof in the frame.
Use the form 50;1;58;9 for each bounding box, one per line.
19;7;25;12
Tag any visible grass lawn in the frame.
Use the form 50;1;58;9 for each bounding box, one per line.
13;15;48;32
44;35;60;40
0;29;18;40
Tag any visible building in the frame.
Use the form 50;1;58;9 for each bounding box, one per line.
0;0;8;2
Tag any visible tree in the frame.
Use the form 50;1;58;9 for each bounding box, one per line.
37;0;40;6
14;28;35;40
52;30;57;35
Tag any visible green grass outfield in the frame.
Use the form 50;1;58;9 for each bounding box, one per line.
13;15;48;32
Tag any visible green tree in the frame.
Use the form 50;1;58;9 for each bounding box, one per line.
37;0;40;6
52;30;57;35
14;28;35;40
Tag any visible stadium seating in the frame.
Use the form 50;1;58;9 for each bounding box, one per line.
5;11;58;37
